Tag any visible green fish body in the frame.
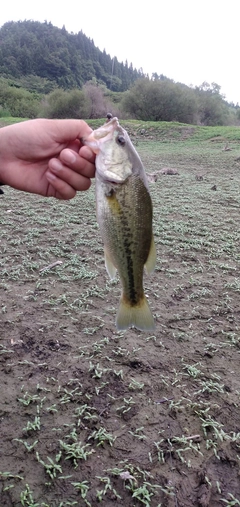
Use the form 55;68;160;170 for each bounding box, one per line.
84;118;156;331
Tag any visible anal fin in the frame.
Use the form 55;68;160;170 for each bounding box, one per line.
104;248;117;280
144;235;156;275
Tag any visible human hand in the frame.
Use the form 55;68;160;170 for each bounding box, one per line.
0;119;95;199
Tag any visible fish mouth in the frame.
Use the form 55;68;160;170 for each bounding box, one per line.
99;169;128;185
81;117;120;154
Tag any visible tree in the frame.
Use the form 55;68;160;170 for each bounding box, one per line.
195;83;229;125
82;83;107;118
0;20;144;92
122;78;198;123
0;79;40;118
41;89;90;119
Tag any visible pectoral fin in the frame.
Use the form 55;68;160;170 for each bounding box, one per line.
144;235;156;275
104;248;117;280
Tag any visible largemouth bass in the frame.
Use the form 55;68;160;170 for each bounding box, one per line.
83;117;156;331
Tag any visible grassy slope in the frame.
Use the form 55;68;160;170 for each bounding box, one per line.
1;116;240;143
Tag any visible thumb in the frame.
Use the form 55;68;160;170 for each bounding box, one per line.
50;119;93;144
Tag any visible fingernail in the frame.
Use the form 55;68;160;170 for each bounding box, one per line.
62;150;76;164
46;171;56;181
50;159;63;172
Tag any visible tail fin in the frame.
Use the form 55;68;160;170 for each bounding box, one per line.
116;295;155;332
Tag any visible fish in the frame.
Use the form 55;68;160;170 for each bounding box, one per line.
83;117;156;331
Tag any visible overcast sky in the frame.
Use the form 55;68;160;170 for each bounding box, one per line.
1;0;240;104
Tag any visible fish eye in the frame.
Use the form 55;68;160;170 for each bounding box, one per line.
117;135;125;146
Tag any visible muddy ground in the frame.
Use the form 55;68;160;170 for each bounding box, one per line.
0;129;240;506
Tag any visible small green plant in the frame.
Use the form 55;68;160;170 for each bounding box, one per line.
129;378;145;390
23;416;41;433
96;476;121;502
60;440;94;467
36;451;62;480
14;439;38;452
88;361;109;378
88;427;116;447
20;483;39;507
129;427;147;441
221;494;240;506
71;481;91;506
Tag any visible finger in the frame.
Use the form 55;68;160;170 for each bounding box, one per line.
64;140;81;153
60;146;96;165
67;142;95;160
46;172;77;200
58;148;95;178
47;160;92;191
79;146;96;164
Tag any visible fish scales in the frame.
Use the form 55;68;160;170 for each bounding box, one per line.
97;173;152;306
83;117;156;331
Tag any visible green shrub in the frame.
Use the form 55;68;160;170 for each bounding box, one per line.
41;88;91;119
0;81;40;118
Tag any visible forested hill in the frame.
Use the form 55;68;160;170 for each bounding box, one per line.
0;20;144;91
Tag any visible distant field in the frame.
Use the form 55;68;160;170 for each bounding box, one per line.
1;115;240;142
0;117;28;127
0;119;240;506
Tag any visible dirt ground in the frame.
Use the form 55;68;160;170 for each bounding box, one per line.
0;130;240;506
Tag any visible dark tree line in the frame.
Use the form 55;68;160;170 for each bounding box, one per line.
0;20;144;92
0;20;239;125
0;74;238;125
